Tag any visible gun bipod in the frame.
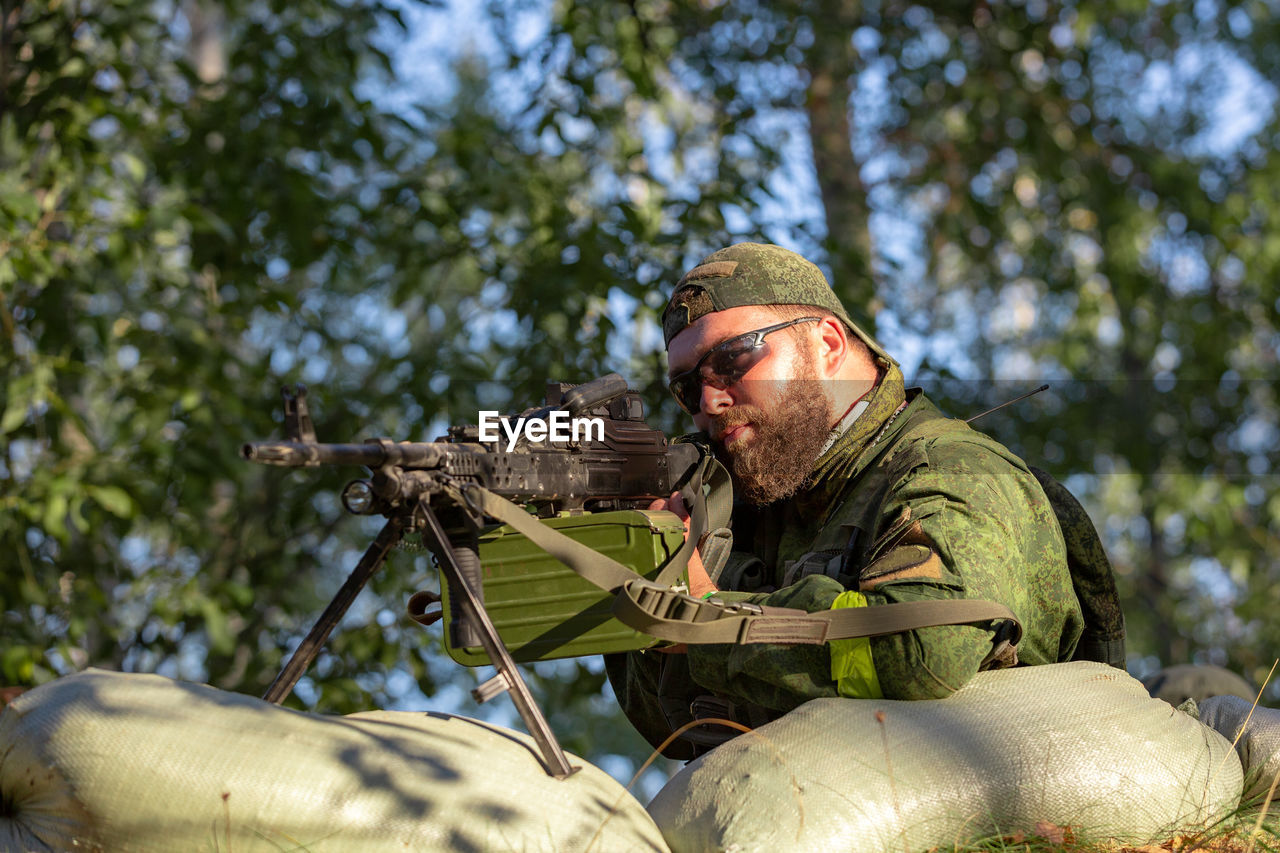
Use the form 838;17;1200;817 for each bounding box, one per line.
263;517;406;705
416;502;578;779
261;502;577;780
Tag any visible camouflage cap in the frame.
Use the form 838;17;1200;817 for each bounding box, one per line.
662;242;892;362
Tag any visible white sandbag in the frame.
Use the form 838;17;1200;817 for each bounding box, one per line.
648;661;1242;852
1200;694;1280;805
0;668;669;853
1143;663;1257;705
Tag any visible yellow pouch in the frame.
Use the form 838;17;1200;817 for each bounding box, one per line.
829;590;883;699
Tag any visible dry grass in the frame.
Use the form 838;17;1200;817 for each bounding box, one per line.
929;810;1279;853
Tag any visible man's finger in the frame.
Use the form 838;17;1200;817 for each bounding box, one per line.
668;490;689;519
657;490;714;596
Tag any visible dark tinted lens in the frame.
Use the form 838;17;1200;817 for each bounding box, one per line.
704;339;767;384
669;373;702;414
668;335;768;413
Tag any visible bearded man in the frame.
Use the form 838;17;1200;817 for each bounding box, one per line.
605;242;1087;759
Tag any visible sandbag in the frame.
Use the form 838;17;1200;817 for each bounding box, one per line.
0;668;669;853
648;661;1242;852
1200;694;1280;805
1143;663;1258;706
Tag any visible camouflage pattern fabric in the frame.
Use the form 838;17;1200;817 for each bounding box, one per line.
661;242;889;363
699;371;1083;696
607;366;1085;756
1029;467;1127;666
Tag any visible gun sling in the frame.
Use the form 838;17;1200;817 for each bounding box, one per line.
450;456;1024;648
614;580;1023;646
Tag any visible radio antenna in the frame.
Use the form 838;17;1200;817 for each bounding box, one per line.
966;384;1050;424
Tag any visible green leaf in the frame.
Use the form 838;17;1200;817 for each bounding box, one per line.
60;57;87;78
42;490;69;540
0;400;28;434
118;152;146;184
2;646;36;683
200;599;234;656
86;485;135;519
69;496;90;534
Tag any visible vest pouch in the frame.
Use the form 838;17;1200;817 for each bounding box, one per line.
439;509;687;665
1029;466;1127;668
716;550;770;592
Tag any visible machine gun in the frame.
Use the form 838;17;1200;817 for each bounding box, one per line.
242;374;717;778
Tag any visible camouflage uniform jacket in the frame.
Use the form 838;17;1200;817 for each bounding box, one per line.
606;367;1085;757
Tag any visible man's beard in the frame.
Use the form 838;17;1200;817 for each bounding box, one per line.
710;375;833;506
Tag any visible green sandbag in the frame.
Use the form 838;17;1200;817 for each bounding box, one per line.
648;661;1242;852
0;669;669;853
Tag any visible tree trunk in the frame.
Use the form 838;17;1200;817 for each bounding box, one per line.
184;0;226;85
801;0;874;327
1140;497;1178;664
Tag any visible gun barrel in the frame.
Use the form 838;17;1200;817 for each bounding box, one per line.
241;441;447;468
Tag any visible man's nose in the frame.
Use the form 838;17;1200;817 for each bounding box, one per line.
699;382;734;415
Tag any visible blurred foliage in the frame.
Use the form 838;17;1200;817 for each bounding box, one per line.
533;0;1280;698
859;0;1280;693
0;0;754;778
2;0;1278;794
0;0;457;709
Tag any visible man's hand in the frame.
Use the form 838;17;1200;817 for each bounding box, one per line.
646;490;717;655
647;490;717;599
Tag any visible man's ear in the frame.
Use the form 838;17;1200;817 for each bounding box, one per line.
814;316;849;378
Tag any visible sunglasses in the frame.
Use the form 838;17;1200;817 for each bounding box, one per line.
667;316;822;414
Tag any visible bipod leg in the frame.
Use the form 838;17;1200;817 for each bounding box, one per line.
263;517;405;705
418;503;578;780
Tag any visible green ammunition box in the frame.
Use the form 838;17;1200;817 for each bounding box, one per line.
441;509;687;665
